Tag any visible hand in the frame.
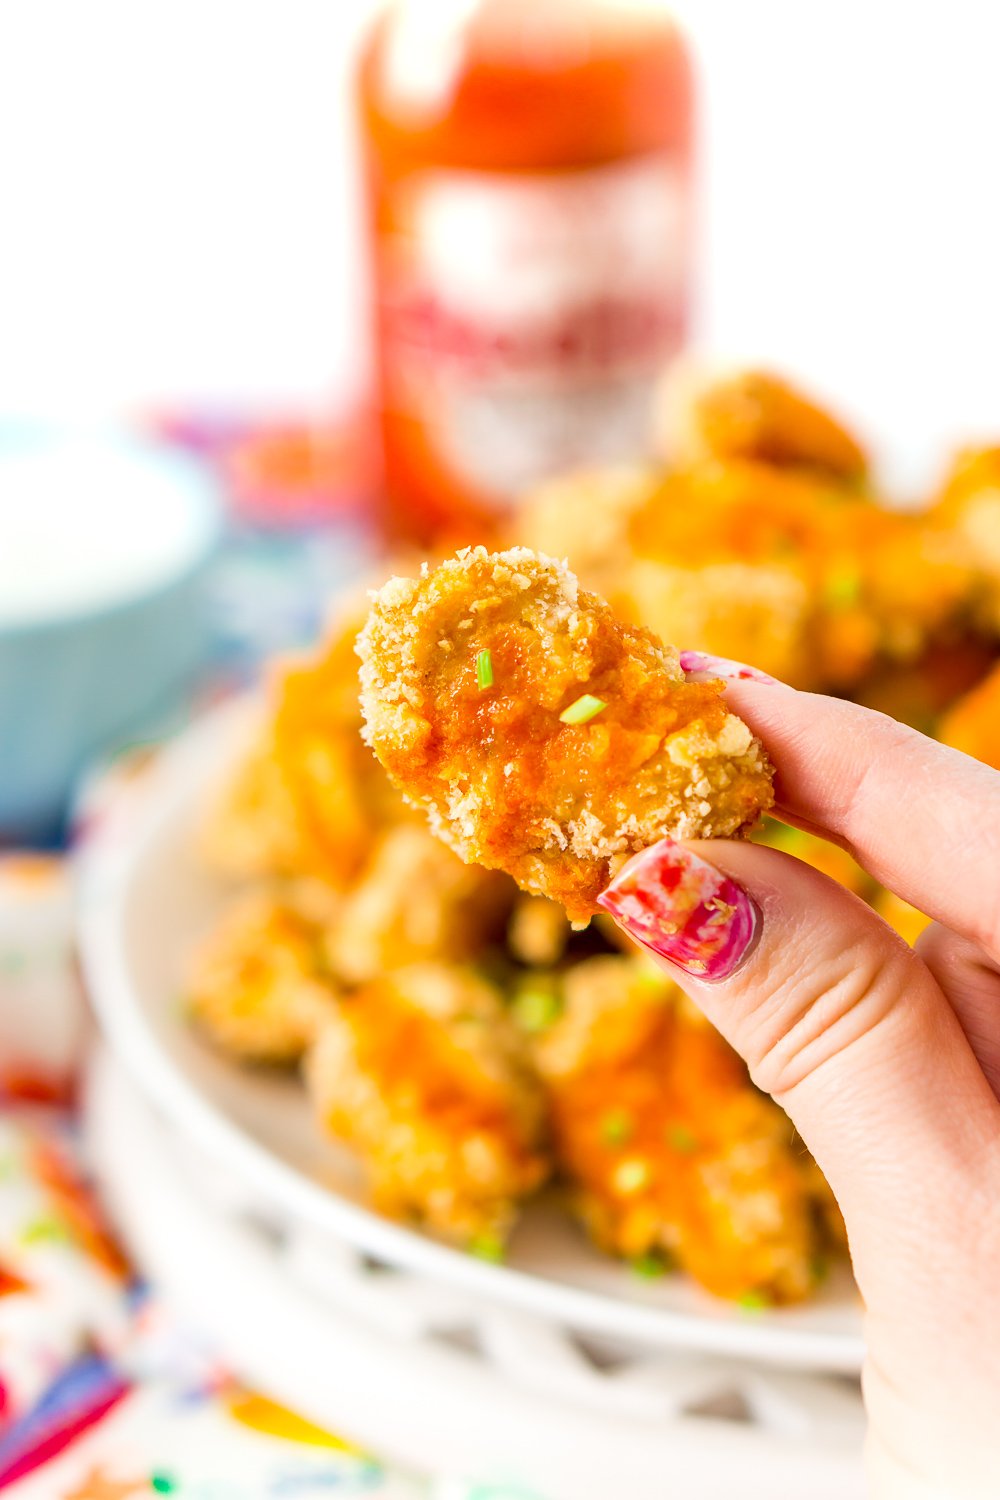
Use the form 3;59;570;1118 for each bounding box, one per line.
599;659;1000;1499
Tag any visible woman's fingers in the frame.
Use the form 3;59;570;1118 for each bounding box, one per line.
599;838;1000;1310
682;658;1000;964
916;922;1000;1095
601;835;1000;1491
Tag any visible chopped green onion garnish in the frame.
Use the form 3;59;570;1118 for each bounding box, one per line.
512;984;562;1034
469;1232;506;1263
476;648;494;688
810;1254;830;1285
824;567;862;609
559;693;606;725
666;1124;698;1154
630;1252;669;1281
737;1289;771;1312
600;1109;634;1148
632;960;669;993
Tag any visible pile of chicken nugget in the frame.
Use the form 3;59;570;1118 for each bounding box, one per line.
187;372;1000;1307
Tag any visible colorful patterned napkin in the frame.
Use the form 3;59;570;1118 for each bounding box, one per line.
0;1105;542;1500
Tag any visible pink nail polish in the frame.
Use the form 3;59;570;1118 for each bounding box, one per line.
598;841;758;982
679;650;778;686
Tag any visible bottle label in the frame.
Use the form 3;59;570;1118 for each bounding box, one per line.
378;154;690;507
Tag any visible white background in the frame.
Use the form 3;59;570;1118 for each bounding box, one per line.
1;1;998;491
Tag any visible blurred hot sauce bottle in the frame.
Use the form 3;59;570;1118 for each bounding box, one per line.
357;0;695;543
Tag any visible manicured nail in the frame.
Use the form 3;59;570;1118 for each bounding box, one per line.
679;651;778;686
598;840;758;982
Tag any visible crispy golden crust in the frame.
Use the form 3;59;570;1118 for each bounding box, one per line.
358;548;774;923
305;964;549;1243
513;456;982;692
532;957;825;1303
325;823;514;984
187;892;339;1065
513;467;657;601
203;615;407;888
671;369;868;482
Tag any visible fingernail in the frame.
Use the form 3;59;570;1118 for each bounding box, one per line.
598;840;759;982
679;650;778;686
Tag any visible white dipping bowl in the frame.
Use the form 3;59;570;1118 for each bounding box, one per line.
0;432;221;840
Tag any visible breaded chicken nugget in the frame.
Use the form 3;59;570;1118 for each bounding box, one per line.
358;548;773;924
931;445;1000;633
933;445;1000;572
507;894;571;968
513;466;658;603
662;368;868;483
305;964;549;1244
938;661;1000;770
532;956;825;1303
325;823;513;985
187;891;339;1065
627;557;814;689
628;463;976;688
204;613;406;888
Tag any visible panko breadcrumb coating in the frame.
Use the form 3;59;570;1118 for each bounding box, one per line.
194;363;999;1304
358;548;773;924
626;556;813;689
513;467;657;602
513;365;985;693
203;614;407;888
187;892;339;1065
532;956;826;1303
325;823;514;985
305;964;549;1244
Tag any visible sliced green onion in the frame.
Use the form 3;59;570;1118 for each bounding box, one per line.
630;1252;670;1281
737;1289;771;1313
512;984;562;1034
666;1124;698;1154
600;1109;635;1148
475;648;494;689
559;693;606;725
469;1232;506;1263
632;960;669;994
810;1254;830;1285
823;567;862;609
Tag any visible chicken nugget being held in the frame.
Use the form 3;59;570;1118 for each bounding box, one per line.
358;547;774;924
305;964;549;1246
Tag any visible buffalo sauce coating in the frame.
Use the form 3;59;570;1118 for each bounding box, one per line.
358;548;774;923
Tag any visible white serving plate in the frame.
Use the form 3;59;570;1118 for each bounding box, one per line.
77;698;865;1374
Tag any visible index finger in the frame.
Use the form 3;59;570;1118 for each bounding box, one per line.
718;677;1000;961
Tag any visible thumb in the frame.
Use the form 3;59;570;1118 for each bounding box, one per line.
598;838;1000;1315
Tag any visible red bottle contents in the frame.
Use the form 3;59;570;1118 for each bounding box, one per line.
358;0;695;542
